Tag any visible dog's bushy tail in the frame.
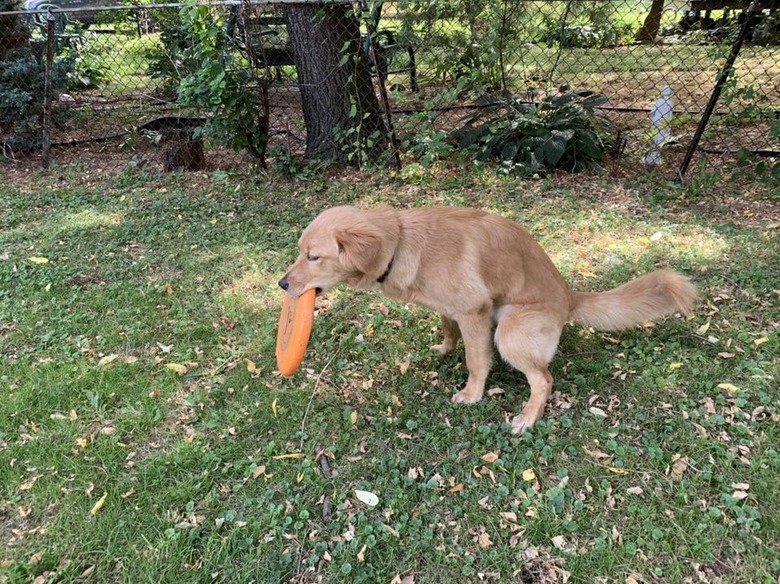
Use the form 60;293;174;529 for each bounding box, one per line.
570;270;697;331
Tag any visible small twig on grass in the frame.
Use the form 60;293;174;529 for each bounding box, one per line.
317;448;333;522
299;339;341;522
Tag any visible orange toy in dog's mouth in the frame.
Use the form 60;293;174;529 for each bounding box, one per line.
275;288;316;377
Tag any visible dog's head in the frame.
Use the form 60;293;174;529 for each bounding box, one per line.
278;206;400;297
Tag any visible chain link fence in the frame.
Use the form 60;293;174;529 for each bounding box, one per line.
2;0;779;174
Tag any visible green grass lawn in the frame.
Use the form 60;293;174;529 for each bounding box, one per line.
1;162;778;583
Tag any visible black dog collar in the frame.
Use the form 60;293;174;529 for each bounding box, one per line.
377;256;394;283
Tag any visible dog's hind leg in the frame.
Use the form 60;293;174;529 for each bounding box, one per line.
450;310;493;404
432;315;461;355
494;307;564;434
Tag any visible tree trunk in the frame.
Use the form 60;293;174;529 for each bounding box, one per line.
283;4;388;165
635;0;665;42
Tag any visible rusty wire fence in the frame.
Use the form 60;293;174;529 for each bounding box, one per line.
1;0;780;175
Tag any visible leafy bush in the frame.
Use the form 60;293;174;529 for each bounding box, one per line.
144;20;201;97
450;91;613;175
539;23;632;48
0;7;75;155
175;2;272;167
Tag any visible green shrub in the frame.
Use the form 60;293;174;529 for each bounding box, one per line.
174;2;272;167
451;91;613;175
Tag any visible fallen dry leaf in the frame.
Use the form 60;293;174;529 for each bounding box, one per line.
90;492;108;515
551;535;567;550
98;354;119;366
670;456;689;481
477;530;493;548
19;476;39;491
354;490;379;507
481;452;499;464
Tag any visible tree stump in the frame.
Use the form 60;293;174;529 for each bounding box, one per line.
162;128;205;172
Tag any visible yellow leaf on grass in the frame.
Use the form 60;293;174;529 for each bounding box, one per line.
608;467;629;475
165;363;187;375
272;453;304;460
90;492;108;515
669;362;682;371
271;399;279;417
481;452;499;464
28;256;49;264
717;383;740;393
246;360;258;374
754;336;769;345
522;468;536;481
696;322;710;335
98;354;119;366
350;411;358;426
357;544;367;562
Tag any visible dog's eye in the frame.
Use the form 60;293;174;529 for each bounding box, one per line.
307;254;320;262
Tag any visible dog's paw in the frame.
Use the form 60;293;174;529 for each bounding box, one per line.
432;342;453;355
510;413;538;434
451;388;483;404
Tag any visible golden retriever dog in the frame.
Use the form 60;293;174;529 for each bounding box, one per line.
279;206;696;433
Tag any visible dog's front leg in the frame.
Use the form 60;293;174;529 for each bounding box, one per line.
432;315;461;354
450;310;492;404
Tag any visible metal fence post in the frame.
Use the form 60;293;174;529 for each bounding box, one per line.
41;9;55;169
678;1;758;179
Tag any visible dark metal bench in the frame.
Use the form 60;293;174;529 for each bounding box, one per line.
225;5;417;91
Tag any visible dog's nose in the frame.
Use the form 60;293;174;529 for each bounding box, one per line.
278;276;289;291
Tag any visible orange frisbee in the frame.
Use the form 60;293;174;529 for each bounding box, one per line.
276;288;316;377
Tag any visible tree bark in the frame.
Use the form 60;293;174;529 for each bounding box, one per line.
635;0;665;42
283;3;388;165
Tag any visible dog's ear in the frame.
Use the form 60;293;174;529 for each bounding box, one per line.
335;208;399;280
336;224;385;277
